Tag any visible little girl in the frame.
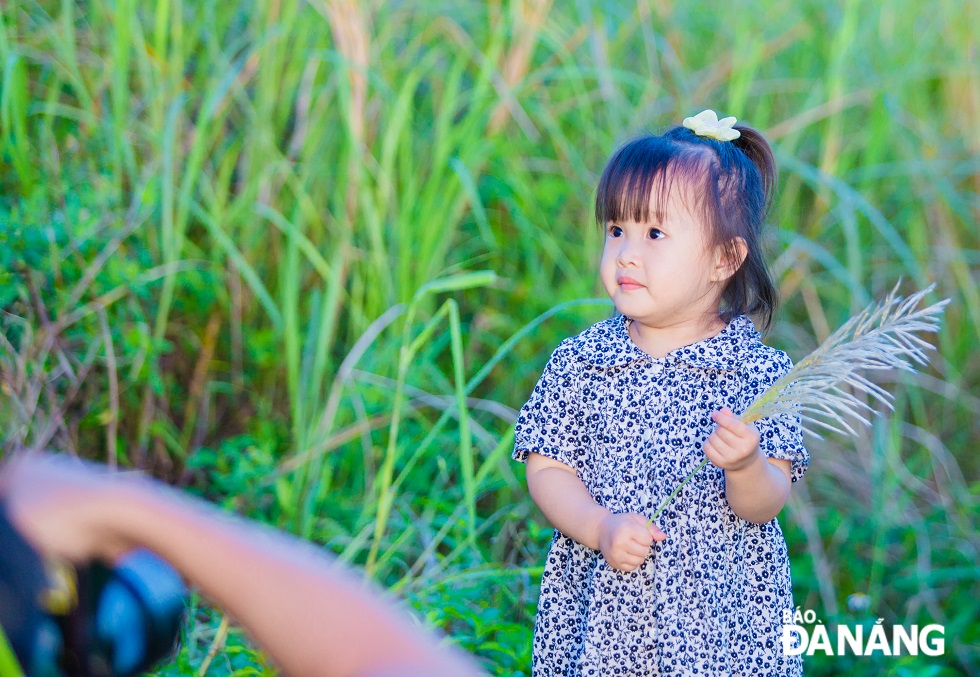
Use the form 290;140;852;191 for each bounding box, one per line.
513;110;808;676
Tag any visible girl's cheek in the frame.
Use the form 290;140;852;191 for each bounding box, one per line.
599;246;616;271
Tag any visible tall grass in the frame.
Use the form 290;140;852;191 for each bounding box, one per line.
1;0;977;674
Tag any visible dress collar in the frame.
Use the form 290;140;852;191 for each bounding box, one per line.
572;314;757;371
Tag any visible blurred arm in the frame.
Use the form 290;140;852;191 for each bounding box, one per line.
0;454;484;677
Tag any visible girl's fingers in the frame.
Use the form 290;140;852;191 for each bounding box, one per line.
629;538;654;555
618;539;648;559
710;407;735;424
615;555;644;572
647;523;667;542
623;515;654;546
704;435;733;459
711;425;740;447
703;439;722;464
615;537;655;561
702;440;715;460
712;409;750;436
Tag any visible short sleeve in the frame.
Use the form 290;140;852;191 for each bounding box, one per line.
742;349;809;483
512;342;586;469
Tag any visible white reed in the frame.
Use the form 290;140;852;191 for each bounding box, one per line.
740;283;949;436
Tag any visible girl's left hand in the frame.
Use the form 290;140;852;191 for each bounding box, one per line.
704;407;763;472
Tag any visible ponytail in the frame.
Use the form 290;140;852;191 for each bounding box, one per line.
732;125;777;214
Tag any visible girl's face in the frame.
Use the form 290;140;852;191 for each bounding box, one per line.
599;180;733;333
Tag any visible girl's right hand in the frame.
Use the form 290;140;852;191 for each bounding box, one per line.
597;513;666;571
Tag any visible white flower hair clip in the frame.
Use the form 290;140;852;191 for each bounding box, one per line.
682;109;741;141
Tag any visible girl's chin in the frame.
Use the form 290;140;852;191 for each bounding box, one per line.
612;298;655;318
610;300;631;316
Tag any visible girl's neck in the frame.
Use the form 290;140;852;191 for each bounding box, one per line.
627;315;727;359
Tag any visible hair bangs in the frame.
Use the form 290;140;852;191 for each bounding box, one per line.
595;138;715;227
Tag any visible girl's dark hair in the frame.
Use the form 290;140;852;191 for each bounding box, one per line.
594;122;779;333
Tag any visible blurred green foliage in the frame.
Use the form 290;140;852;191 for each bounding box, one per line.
1;0;977;674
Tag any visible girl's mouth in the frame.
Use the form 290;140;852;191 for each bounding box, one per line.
618;276;644;290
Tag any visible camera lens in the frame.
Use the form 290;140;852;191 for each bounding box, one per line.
27;617;64;677
94;579;146;675
92;550;186;677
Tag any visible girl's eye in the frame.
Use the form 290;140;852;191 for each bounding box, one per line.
607;225;623;237
648;228;665;240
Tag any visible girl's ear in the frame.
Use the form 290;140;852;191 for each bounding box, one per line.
712;237;748;282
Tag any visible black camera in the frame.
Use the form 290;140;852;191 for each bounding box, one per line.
0;505;186;676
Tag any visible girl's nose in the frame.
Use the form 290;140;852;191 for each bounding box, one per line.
617;241;639;267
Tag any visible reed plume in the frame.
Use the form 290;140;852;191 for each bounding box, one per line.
740;283;949;436
649;283;949;523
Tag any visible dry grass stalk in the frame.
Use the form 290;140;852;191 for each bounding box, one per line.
319;0;370;146
489;0;553;134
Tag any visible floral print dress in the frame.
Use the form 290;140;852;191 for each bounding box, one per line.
513;315;808;676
